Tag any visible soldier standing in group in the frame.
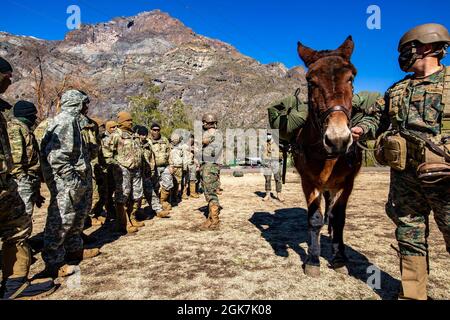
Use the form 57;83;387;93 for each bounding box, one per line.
108;112;143;233
169;132;185;204
0;57;56;299
102;120;118;221
89;117;109;225
8;101;45;217
149;122;173;211
198;113;222;230
40;89;100;278
261;132;284;202
352;23;450;300
135;125;170;218
183;133;199;199
79;109;105;227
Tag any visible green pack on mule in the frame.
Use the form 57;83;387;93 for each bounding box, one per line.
267;88;308;142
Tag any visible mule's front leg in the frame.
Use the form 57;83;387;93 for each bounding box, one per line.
303;186;324;278
328;186;352;274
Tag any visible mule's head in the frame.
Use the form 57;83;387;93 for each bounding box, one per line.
297;36;357;156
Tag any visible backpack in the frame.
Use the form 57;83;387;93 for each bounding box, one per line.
267;88;308;142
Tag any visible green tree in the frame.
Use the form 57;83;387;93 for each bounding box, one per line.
129;83;194;138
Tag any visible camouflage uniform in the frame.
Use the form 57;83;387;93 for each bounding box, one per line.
40;90;92;267
0;105;31;282
169;139;184;197
108;128;143;205
141;137;164;214
7;118;41;217
150;135;173;191
357;67;450;256
201;129;222;206
80;116;108;218
261;139;283;193
101;130;116;218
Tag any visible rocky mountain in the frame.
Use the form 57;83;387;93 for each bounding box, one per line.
0;10;306;128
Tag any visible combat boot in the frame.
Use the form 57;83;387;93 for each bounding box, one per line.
276;192;285;203
129;202;145;228
160;188;172;211
156;209;171;218
209;203;221;230
189;182;200;198
399;255;428;300
2;277;57;300
66;248;101;262
35;264;76;279
115;204;138;234
182;185;189;200
91;215;106;226
198;216;212;230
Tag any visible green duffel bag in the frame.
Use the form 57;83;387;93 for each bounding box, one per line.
267;88;308;143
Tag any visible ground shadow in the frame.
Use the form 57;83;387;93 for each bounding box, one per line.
254;191;266;199
249;208;400;300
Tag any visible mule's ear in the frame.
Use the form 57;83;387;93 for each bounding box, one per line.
297;41;321;67
336;35;354;61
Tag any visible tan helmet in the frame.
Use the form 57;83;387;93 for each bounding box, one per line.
202;113;217;123
398;23;450;51
170;132;182;144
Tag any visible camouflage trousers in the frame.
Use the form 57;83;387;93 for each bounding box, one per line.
172;167;183;193
0;175;31;280
386;168;450;256
15;174;40;216
91;164;108;217
156;166;174;192
0;175;30;244
143;176;163;213
187;164;198;182
201;163;220;205
113;165;143;204
263;160;282;193
43;172;92;266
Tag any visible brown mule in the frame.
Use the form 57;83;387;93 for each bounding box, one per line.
295;36;362;277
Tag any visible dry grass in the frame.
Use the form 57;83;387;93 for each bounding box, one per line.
4;170;449;300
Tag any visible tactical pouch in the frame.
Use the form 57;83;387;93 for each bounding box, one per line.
416;135;450;183
374;132;407;171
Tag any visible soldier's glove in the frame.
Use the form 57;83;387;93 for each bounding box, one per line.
35;194;46;208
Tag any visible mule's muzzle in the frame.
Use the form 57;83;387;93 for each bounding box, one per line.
323;107;353;155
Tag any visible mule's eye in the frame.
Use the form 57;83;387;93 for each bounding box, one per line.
348;76;354;84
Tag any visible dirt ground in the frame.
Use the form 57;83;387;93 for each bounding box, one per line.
6;169;450;300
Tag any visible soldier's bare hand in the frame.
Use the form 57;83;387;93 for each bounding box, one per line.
351;127;364;141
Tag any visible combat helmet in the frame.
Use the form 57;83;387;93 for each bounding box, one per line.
398;23;450;51
202;113;217;123
170;132;182;144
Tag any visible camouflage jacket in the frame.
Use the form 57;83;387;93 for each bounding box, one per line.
34;118;50;147
40;97;90;180
7;118;40;179
149;135;171;167
79;115;103;166
202;128;222;164
182;143;194;166
141;138;156;177
108;128;143;170
169;143;185;168
0;110;13;182
261;140;282;164
357;67;447;140
101;131;114;166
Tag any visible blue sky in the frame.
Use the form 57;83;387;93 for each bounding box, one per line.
1;0;449;93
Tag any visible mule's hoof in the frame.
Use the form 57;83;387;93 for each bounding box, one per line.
304;264;321;278
333;265;349;275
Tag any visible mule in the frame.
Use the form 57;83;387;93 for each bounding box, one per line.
294;36;362;277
